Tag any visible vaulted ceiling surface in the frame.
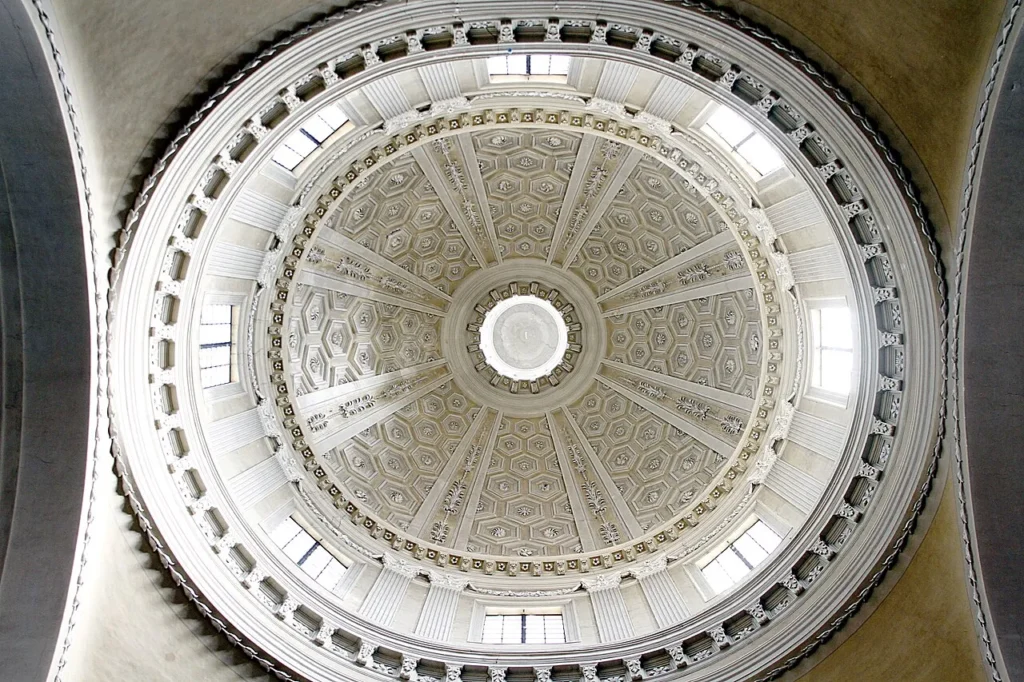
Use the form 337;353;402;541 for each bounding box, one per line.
35;0;1010;681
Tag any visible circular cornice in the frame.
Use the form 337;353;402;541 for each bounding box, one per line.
442;261;604;413
478;294;570;383
271;111;780;571
106;2;946;681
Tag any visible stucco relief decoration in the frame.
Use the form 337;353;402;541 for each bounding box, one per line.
106;2;944;682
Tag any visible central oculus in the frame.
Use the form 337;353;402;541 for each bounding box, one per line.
478;295;569;381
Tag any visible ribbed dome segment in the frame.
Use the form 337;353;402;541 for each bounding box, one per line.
285;129;762;559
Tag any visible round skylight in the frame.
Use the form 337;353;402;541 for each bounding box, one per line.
478;295;569;381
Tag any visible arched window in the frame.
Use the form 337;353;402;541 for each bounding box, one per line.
700;520;782;594
702;106;785;178
481;612;566;644
487;53;571;82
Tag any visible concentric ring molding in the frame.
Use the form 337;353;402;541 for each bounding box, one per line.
107;2;944;681
441;262;605;414
477;294;569;382
271;108;783;570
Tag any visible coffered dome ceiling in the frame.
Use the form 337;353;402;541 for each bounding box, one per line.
288;129;762;559
107;2;945;681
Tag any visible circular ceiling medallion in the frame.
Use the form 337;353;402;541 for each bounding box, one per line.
478;292;570;382
441;260;605;414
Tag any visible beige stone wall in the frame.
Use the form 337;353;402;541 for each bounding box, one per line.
62;468;273;681
51;0;1005;680
794;477;988;682
730;1;1004;680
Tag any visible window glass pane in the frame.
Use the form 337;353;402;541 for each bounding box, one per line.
318;104;349;130
271;145;304;170
487;55;508;75
300;545;333;575
548;54;571;75
811;306;854;394
706;107;754;146
702;560;735;594
732;533;769;566
201;304;232;324
501;615;520;643
198;344;230;369
282;129;317;156
820;348;853;393
810;351;823;390
810;308;823;348
199;365;230;388
482;613;563;644
702;520;786;594
506;54;528;75
271;107;349;171
524;615;545;643
268;516;302;547
199;304;234;388
545;615;565;643
820;307;853;349
530;54;552;75
319;560;346;591
301;115;335;144
482;615;503;643
282;528;317;563
529;54;570;75
268;515;349;593
199;322;231;345
747;521;783;553
716;547;752;582
736;135;785;176
489;54;568;79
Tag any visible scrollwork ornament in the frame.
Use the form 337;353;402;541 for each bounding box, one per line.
314;622;335;647
400;655;420;681
275;597;298;621
356;642;377;666
427;570;470;591
445;663;463;682
667;644;686;668
581;573;622;592
708;626;729;648
769;251;795;292
629;555;668;580
383;553;421;578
